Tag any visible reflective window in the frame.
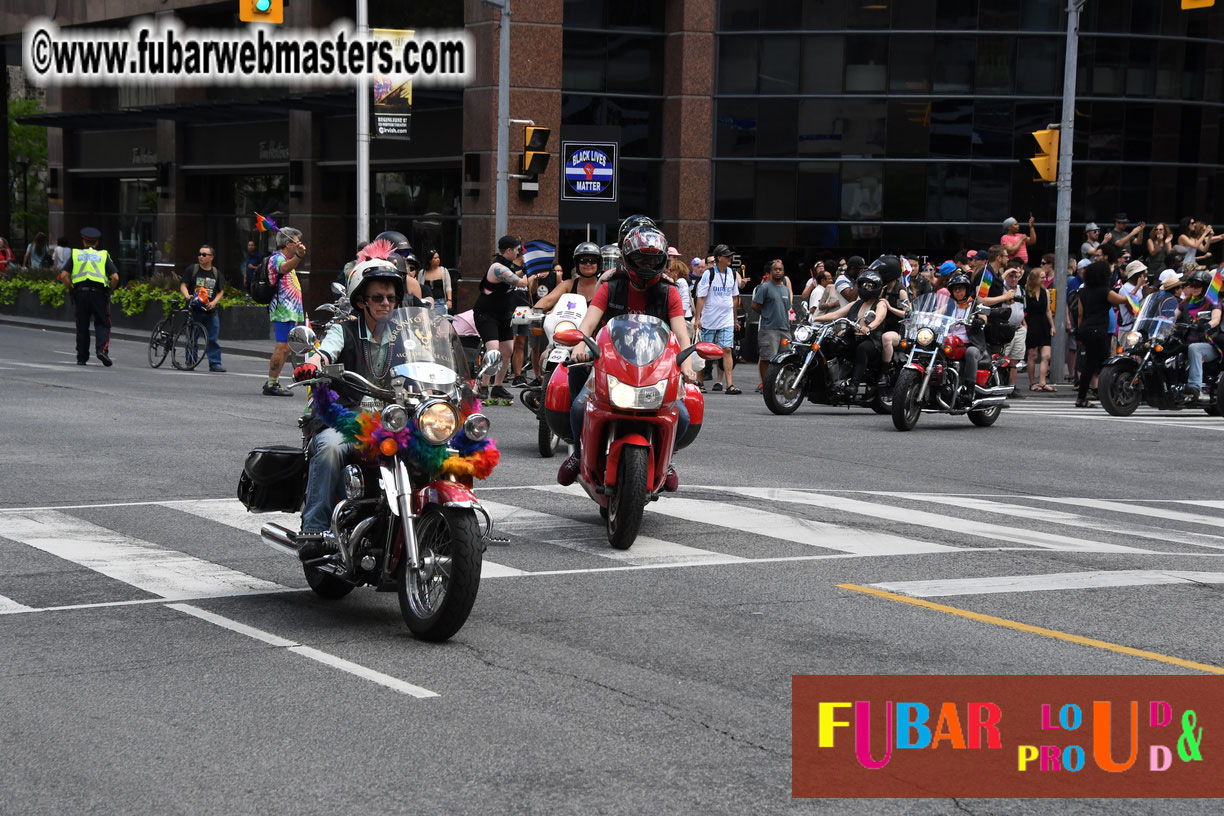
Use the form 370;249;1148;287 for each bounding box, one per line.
1091;37;1127;96
617;158;661;216
929;100;973;158
893;0;935;29
932;38;976;92
1123;105;1154;163
716;99;757;158
845;35;888;93
975;36;1014;94
1020;0;1061;31
1090;0;1132;33
713;162;755;221
927;163;970;221
886;101;931;158
718;36;758;94
883;164;927;222
756;165;796;223
800;0;846;30
889;36;934;93
760;0;802;29
1015;37;1059;95
562;31;664;95
979;5;1019;29
847;2;890;29
969;163;1012;222
760;36;801;95
758;100;800;157
936;0;979;29
841;163;884;223
1089;102;1124;162
973;102;1014;159
797;162;841;221
561;95;661;157
801;37;845;94
840;100;887;157
797;99;843;157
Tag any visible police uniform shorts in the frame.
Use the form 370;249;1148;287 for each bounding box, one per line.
757;328;786;361
475;313;513;343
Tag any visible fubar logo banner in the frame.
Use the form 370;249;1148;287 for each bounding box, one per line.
792;676;1220;798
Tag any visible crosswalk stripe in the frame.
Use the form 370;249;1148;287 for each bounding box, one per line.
871;570;1224;598
722;487;1156;553
0;510;289;599
485;499;747;566
0;593;34;613
643;496;963;556
166;498;299;536
885;493;1224;551
1034;497;1224;529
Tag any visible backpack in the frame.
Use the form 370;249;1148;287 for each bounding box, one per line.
248;259;276;305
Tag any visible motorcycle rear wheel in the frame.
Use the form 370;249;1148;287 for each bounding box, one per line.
968;371;1002;427
397;507;482;642
869;381;893;415
1098;366;1140;417
607;446;649;550
891;368;923;431
303;564;355;599
763;361;804;415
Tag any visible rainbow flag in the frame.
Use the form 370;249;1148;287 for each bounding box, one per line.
900;258;912;291
255;212;279;233
976;268;993;301
1207;267;1223;307
1126;288;1143;315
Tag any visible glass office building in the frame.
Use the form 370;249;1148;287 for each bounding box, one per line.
709;0;1224;264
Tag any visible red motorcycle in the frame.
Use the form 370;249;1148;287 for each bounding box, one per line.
544;314;723;549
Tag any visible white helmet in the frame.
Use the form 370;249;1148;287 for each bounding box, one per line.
346;258;405;309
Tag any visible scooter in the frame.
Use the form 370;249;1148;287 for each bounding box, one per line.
545;315;723;549
521;293;589;457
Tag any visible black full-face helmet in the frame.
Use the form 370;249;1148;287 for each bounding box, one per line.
856;270;883;300
620;226;669;287
868;255;904;285
618;214;657;246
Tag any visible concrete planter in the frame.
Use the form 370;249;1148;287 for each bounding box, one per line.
0;287;271;340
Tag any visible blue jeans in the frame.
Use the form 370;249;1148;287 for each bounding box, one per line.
569;381;690;459
1188;342;1220;389
190;307;223;368
302;428;354;533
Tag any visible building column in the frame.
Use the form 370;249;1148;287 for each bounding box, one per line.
462;0;562;289
661;0;716;258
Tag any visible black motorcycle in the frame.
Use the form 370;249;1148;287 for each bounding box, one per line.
1098;291;1223;417
237;308;503;642
762;315;896;415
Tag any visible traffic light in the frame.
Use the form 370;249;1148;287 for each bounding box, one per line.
1181;1;1214;9
522;126;550;176
1029;128;1059;183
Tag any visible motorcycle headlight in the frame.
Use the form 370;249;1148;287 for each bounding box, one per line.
343;465;365;500
554;320;577;336
606;374;667;410
463;412;490;441
916;327;936;347
381;404;409;433
416;400;459;444
1124;331;1142;350
793;325;815;344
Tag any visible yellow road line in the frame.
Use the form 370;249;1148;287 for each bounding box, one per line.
839;583;1224;675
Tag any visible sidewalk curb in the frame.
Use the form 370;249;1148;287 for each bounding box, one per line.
0;315;274;361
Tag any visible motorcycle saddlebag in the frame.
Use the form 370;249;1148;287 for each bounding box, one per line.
675;383;704;451
237;445;306;513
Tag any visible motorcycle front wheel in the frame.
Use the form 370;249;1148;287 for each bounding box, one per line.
1098;366;1141;416
763;361;805;415
891;368;923;431
607;446;649;550
397;507;482;642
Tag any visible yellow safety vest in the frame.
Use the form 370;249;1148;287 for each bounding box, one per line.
71;248;110;286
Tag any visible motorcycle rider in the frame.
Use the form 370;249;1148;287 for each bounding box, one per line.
871;256;909;367
557;225;698;487
942;272;994;395
1180;268;1222;402
373;230;426;302
812;269;888;395
536;241;603;311
291;258;424;559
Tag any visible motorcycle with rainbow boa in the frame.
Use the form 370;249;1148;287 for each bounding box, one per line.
237;306;503;642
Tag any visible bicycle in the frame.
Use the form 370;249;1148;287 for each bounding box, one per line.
147;305;207;370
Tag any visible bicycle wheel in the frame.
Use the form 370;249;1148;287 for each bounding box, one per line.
148;318;172;368
173;320;206;370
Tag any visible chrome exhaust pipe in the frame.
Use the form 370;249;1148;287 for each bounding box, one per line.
969;396;1008;410
974;384;1013;397
260;522;299;557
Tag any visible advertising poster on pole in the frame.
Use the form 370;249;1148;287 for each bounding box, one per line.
372;28;412;141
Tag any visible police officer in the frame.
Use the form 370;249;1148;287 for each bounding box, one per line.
58;227;119;366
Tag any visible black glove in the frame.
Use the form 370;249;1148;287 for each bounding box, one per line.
293;363;317;383
971;317;986;331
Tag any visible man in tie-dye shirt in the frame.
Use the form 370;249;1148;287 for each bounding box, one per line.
263;226;306;396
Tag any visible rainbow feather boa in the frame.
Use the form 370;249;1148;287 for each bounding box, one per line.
312;386;500;480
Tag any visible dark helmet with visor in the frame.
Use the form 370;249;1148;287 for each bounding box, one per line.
621;226;669;288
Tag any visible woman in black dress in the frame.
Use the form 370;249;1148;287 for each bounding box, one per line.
1023;264;1054;391
1075;261;1128;408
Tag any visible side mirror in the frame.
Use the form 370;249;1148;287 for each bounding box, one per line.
478;349;503;379
287;325;317;355
555;328;584;347
315;303;337;315
861;310;876;324
331;282;345;296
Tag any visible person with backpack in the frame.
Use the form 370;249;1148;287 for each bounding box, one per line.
242;240;265;293
261;226;306;396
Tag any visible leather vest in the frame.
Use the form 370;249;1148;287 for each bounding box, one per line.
601;273;675;325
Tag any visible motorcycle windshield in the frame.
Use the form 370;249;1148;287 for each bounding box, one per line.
380;307;468;394
606;314;671;367
905;292;959;337
1133;292;1179;342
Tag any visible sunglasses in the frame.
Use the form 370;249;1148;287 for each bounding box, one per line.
579;259;597;264
198;252;212;257
365;294;396;304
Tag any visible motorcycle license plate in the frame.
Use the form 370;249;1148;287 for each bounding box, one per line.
548;347;568;363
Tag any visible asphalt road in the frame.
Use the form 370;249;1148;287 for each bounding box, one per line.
1;323;1221;815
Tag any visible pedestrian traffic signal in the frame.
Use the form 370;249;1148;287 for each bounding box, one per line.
1029;128;1059;183
522;126;550;176
1181;1;1214;10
